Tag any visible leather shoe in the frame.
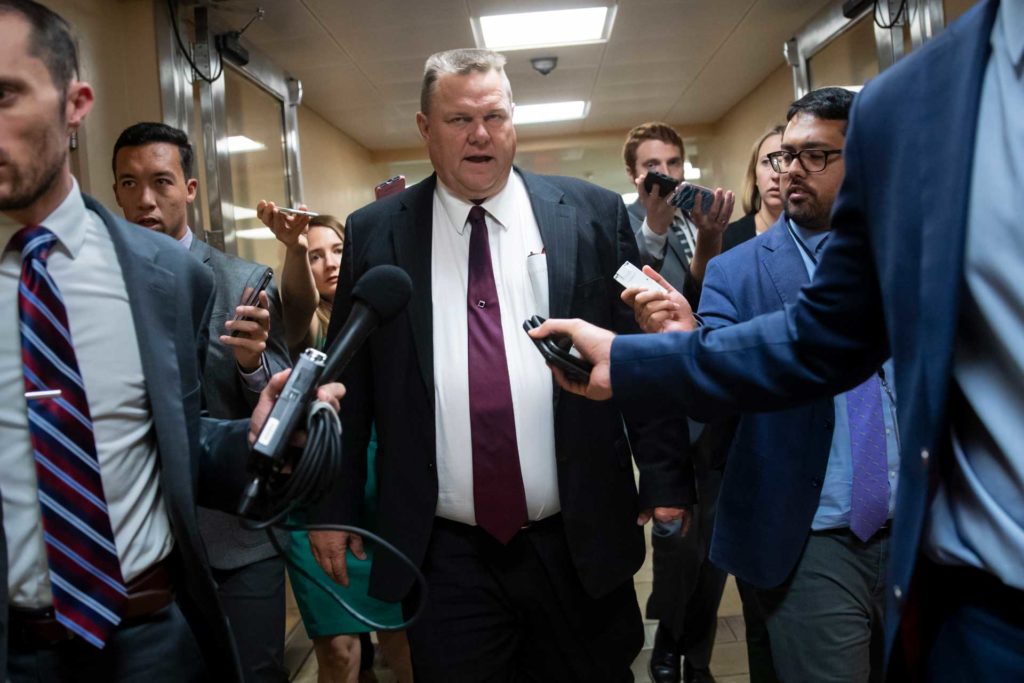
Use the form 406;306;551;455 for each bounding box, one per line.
648;626;681;683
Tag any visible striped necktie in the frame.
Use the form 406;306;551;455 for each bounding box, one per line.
670;215;695;262
8;225;127;647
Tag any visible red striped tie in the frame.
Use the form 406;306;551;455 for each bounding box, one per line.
8;225;127;647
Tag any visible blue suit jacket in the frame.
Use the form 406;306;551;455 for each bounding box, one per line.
698;218;835;589
611;0;997;663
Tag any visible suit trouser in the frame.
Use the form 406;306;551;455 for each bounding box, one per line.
7;602;206;682
647;464;728;672
752;528;890;683
211;554;288;683
404;516;643;683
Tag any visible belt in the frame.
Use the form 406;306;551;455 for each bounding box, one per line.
9;560;174;647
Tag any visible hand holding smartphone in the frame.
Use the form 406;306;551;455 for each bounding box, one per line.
672;182;716;214
231;268;273;337
523;315;592;382
374;175;406;200
642;170;680;199
276;207;319;218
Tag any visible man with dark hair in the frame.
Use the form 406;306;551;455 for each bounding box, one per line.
271;47;694;682
622;122;733;309
112;121;291;683
622;123;731;683
0;3;337;681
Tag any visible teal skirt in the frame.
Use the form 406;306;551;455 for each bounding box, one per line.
286;430;403;637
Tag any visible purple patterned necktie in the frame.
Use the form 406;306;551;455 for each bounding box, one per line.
9;225;127;647
466;205;528;543
847;373;889;541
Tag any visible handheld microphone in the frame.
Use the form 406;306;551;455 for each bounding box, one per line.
238;264;413;516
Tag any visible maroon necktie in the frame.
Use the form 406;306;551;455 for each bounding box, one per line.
466;205;528;543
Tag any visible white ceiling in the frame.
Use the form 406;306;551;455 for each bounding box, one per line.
207;0;831;151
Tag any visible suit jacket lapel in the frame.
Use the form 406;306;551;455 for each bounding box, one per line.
86;196;191;513
661;233;691;289
392;176;438;399
519;169;578;319
189;235;213;264
916;0;995;427
760;218;809;306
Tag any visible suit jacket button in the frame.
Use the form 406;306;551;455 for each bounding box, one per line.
811;478;821;488
427;462;435;471
921;449;930;462
893;585;903;601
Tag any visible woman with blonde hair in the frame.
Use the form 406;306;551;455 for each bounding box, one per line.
723;124;786;252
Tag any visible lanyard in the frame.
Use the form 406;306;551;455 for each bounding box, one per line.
786;221;829;265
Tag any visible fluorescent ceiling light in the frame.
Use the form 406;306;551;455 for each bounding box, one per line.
226;135;266;153
684;161;702;180
236;227;277;240
476;6;614;51
622;192;638;204
233;206;258;221
513;100;589;125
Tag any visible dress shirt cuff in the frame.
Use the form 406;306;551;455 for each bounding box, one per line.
238;354;270;393
641;219;669;259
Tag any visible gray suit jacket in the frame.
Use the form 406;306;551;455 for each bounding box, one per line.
626;200;701;308
0;194;251;681
189;237;290;570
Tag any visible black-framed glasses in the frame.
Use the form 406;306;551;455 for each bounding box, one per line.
767;149;843;173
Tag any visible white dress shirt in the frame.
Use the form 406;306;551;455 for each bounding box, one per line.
641;212;697;261
431;172;560;525
0;180;173;608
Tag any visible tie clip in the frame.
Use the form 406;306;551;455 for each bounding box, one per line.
25;389;61;400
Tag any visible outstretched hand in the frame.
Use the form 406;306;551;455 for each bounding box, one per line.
528;318;616;400
621;266;697;334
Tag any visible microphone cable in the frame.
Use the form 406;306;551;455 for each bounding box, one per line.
243;400;429;631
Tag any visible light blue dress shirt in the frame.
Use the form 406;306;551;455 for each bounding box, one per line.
925;0;1024;590
788;221;900;531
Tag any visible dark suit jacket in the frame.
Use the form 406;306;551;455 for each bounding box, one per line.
0;195;251;681
611;0;999;664
321;170;694;602
698;217;835;588
626;200;701;308
189;237;291;570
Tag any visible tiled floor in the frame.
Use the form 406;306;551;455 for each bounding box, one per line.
290;525;751;682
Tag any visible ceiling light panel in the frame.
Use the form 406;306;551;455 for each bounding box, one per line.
474;6;615;51
513;100;590;125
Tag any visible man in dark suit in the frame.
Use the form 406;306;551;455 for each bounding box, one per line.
621;122;734;683
302;48;694;682
0;3;337;680
537;2;1024;679
112;122;291;683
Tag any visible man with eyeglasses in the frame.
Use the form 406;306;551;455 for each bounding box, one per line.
560;87;899;682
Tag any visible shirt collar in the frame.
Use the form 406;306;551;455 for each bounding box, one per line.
36;176;88;259
998;0;1024;70
787;217;831;253
436;170;519;236
178;228;194;250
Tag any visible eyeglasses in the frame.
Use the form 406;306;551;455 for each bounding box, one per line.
767;149;843;173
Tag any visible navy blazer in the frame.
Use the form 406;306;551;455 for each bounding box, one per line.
698;218;835;588
320;169;694;603
611;0;998;663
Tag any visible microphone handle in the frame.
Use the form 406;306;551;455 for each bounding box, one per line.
319;303;379;383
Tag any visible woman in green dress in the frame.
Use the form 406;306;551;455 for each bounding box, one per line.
255;206;412;682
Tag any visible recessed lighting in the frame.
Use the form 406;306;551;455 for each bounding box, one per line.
474;6;615;51
226;135;266;153
233;206;259;221
513;100;589;125
684;161;702;180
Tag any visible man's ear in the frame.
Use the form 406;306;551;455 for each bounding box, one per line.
65;80;94;135
415;112;429;142
185;178;199;204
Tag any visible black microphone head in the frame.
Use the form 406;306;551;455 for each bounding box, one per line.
351;265;412;322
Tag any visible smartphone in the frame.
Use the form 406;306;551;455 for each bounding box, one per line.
522;315;593;383
613;261;668;295
374;175;406;200
643;170;680;199
230;268;273;337
672;182;716;214
277;207;319;217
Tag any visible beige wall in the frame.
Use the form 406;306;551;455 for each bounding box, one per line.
299;106;384;219
701;64;795;221
50;0;161;208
